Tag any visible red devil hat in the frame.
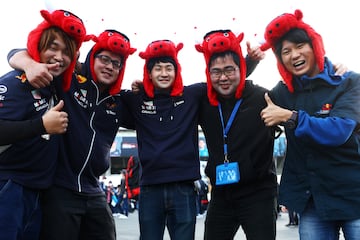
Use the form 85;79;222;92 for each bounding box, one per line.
88;30;136;95
27;9;88;91
139;40;184;98
260;9;325;93
195;30;246;106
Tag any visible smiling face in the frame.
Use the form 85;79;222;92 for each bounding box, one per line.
280;40;319;77
209;54;240;98
39;31;74;78
149;61;176;91
93;50;122;91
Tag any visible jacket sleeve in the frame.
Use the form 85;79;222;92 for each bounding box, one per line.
0;118;46;145
7;48;26;65
118;90;136;130
245;55;259;77
295;110;356;147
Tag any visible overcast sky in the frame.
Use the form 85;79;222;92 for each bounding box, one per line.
1;0;358;90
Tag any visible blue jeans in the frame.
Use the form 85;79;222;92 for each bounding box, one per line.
0;180;41;240
300;200;360;240
118;195;129;216
139;181;197;240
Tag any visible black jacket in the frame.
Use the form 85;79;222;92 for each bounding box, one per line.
199;80;278;201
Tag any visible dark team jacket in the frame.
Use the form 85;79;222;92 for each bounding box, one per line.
199;80;278;201
0;48;47;145
121;83;206;186
0;70;59;189
271;69;360;221
53;53;134;194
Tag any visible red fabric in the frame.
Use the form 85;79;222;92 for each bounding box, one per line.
125;156;140;199
127;187;140;199
195;30;246;106
139;40;184;98
126;156;135;176
27;9;88;92
260;9;325;93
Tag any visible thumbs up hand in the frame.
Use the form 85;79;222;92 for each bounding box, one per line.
260;93;293;126
42;100;69;134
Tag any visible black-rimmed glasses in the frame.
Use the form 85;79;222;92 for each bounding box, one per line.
209;66;238;79
95;55;122;70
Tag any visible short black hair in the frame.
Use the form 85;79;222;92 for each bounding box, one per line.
275;28;312;62
146;56;177;73
208;51;240;69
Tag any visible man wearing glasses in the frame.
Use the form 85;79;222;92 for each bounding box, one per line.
7;30;136;240
196;29;279;240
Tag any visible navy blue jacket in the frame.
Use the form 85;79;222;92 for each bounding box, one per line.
272;58;360;220
0;70;59;189
121;83;205;185
53;51;133;194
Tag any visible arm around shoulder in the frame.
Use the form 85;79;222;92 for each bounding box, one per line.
8;48;54;88
0;118;45;145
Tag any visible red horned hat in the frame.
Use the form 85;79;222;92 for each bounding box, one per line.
27;9;88;91
139;40;184;98
195;30;246;106
260;9;325;92
89;30;137;95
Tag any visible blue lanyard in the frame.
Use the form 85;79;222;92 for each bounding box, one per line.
218;99;243;162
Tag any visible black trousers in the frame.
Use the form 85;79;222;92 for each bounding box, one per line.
204;193;276;240
40;186;116;240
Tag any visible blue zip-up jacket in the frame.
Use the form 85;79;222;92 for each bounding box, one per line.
121;83;206;186
0;70;59;189
271;58;360;220
53;51;133;194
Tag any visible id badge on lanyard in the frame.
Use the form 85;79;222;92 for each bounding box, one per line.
215;99;242;186
216;159;240;185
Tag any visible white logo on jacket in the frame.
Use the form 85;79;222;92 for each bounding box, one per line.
74;90;88;108
141;100;156;114
0;85;7;94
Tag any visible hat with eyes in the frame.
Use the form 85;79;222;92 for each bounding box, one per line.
260;9;325;92
27;9;88;91
88;30;137;95
195;30;246;106
139;40;184;98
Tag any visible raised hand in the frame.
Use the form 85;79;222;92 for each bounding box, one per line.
42;100;69;134
333;62;348;76
260;93;292;126
246;41;265;61
25;62;60;88
131;79;143;93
